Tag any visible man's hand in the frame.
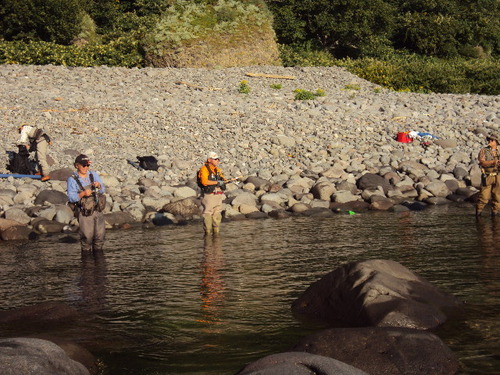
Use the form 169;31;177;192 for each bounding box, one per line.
80;189;92;198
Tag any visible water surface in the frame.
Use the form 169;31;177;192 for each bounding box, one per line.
0;205;498;374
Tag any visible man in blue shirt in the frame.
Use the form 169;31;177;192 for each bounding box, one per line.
67;154;106;252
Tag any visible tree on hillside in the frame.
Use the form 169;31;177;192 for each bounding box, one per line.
0;0;86;44
393;0;499;57
267;0;396;58
267;0;500;59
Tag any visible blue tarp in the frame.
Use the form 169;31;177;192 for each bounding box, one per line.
0;173;41;179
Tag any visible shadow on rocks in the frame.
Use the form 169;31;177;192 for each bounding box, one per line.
290;327;460;375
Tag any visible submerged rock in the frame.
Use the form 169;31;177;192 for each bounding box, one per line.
291;259;463;329
235;352;368;375
291;327;460;375
0;337;89;375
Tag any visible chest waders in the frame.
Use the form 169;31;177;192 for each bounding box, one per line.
199;164;224;236
477;147;500;216
72;173;104;216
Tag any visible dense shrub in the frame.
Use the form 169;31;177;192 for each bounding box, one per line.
337;55;500;95
268;0;500;59
0;0;85;44
279;45;500;95
268;0;396;59
0;39;143;67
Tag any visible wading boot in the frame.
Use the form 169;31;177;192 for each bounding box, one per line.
203;214;213;236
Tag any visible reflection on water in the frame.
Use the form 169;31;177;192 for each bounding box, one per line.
78;250;108;313
199;236;225;328
0;206;498;375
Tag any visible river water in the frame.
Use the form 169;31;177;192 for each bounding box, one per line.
0;205;498;375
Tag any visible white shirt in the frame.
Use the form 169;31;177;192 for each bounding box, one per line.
17;125;37;145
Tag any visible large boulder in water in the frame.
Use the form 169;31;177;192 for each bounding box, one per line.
235;352;368;375
0;218;24;231
104;211;135;228
0;225;37;241
0;302;80;325
291;327;460;375
0;338;89;375
32;335;98;375
161;197;201;219
32;218;66;234
292;259;463;329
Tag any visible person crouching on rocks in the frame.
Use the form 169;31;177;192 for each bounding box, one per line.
198;152;226;236
67;154;106;252
477;134;500;217
17;123;52;181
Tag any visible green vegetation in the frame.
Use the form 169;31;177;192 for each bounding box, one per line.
0;0;498;94
343;84;361;91
280;45;500;95
267;0;499;59
0;39;142;67
294;88;326;100
270;83;282;89
238;80;251;94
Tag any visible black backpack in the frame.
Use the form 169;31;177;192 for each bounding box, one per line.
6;146;37;175
137;156;159;171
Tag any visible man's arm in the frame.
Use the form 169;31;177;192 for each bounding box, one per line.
478;149;498;168
66;177;81;203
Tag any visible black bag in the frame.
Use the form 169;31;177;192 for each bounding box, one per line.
6;146;37;175
137;156;159;171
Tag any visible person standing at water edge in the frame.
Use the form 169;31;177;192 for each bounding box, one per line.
198;152;226;235
476;134;500;217
17;124;52;181
67;154;106;252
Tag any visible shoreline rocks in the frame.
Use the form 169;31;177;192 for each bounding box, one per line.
0;64;499;238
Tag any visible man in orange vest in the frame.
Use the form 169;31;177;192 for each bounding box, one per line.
197;152;226;235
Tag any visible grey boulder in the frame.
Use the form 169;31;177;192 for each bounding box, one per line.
235;352;368;375
0;337;89;375
292;259;463;329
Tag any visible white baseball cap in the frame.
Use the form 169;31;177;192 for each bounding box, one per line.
207;152;220;160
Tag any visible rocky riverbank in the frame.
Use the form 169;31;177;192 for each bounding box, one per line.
0;64;499;238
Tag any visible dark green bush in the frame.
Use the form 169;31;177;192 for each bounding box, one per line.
268;0;396;58
268;0;500;59
0;0;85;44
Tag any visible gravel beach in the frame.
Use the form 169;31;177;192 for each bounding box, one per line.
0;64;499;234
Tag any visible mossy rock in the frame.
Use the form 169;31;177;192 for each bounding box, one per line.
145;24;281;68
